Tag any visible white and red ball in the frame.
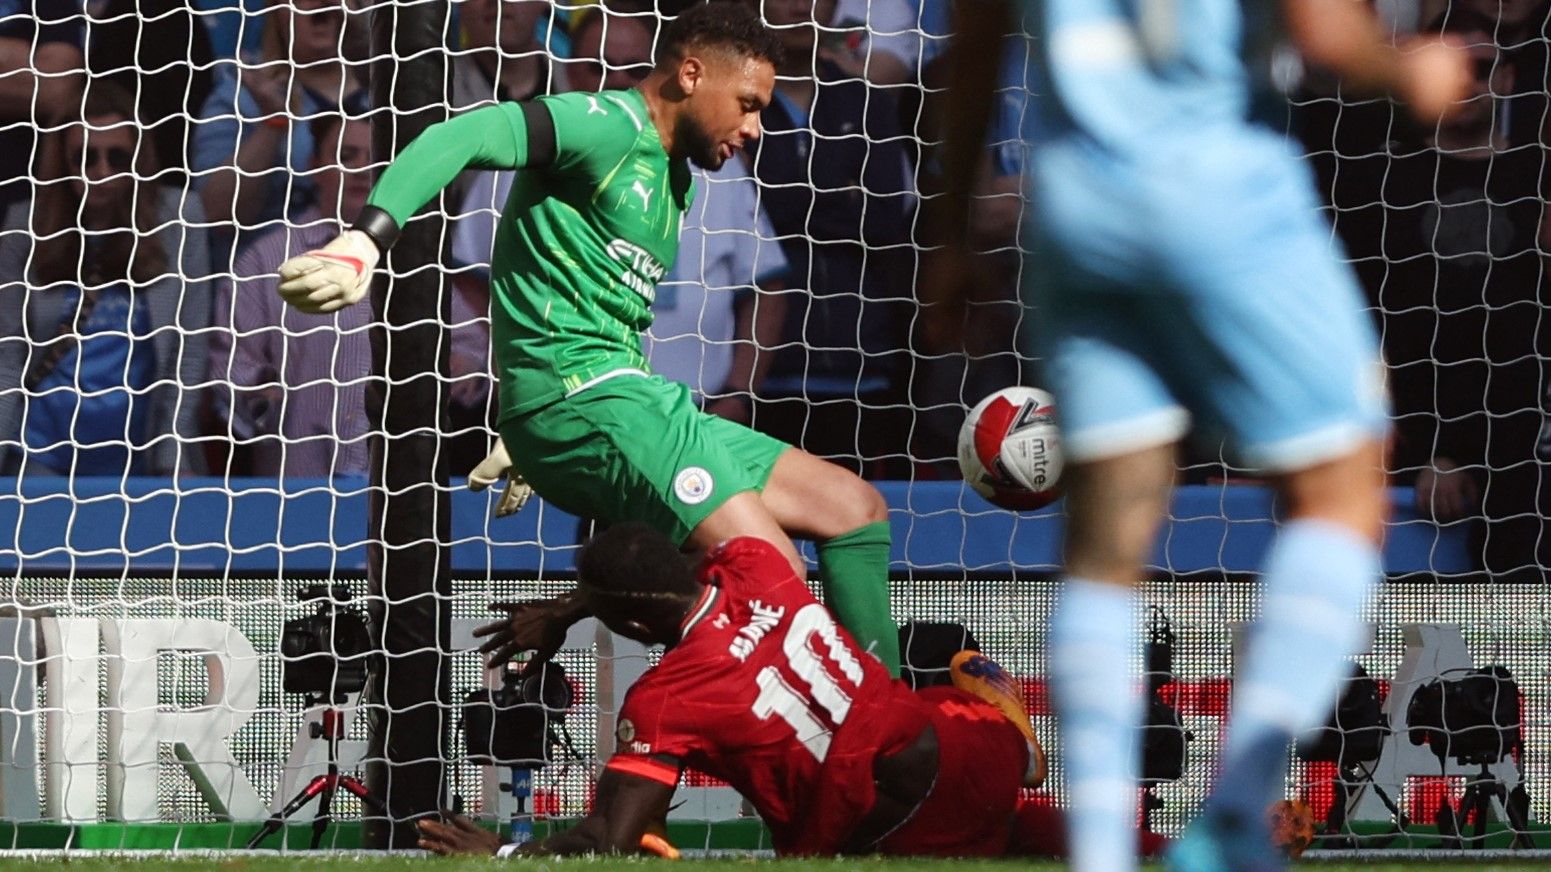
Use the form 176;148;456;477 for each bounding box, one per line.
957;386;1063;511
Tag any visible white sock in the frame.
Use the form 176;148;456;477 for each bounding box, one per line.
1212;520;1379;818
1049;578;1142;872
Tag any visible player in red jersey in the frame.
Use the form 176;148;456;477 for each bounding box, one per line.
418;522;1059;857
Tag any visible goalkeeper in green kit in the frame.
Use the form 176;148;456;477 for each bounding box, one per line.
275;2;899;674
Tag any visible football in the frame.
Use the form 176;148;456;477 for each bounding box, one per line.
957;386;1063;511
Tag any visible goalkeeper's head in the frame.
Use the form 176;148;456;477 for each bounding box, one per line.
577;522;703;646
647;0;783;170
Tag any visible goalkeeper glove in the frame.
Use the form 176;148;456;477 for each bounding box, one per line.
277;229;380;314
468;438;534;518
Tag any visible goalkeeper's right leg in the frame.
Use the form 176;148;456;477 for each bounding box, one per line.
497;374;900;673
688;443;900;676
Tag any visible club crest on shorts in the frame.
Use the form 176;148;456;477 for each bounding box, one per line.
673;466;714;505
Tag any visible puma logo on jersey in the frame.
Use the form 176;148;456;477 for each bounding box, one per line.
630;179;655;211
729;600;786;662
586;95;606;116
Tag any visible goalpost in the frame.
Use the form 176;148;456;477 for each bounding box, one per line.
363;0;450;850
0;0;1547;857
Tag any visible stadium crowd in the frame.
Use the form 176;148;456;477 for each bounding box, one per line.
0;0;1547;575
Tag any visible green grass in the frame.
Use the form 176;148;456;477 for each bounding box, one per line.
4;858;1551;871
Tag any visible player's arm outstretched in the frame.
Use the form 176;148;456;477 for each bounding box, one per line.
473;590;590;674
275;101;555;314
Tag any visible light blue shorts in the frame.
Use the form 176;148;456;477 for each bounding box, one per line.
1023;134;1388;472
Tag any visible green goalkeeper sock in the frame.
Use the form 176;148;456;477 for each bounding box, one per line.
817;520;900;677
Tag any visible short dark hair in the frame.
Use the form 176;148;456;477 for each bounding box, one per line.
577;522;700;606
656;1;783;69
310;92;371;160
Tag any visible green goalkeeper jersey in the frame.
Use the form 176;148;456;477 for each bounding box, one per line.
364;88;693;421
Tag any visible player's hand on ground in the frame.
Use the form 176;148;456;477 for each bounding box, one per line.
475;599;570;672
468;438;533;518
416;810;505;856
277;229;380;314
1396;36;1472;123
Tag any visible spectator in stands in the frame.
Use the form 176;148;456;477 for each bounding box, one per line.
1456;0;1551;150
194;0;366;244
646;162;791;424
562;0;656;93
910;16;1030;473
211;113;491;477
86;0;215;185
340;0;373;66
207;113;372;478
0;0;85;206
451;0;563;111
1330;10;1549;578
1457;0;1546;35
823;0;921;87
0;81;212;477
200;0;268;60
747;0;916;476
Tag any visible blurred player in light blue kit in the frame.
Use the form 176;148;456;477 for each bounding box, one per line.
928;2;1470;870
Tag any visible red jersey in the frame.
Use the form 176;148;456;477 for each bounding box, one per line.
605;536;931;854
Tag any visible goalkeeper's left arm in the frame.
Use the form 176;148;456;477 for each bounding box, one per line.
277;101;556;313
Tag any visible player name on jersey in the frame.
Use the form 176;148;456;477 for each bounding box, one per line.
728;600;785;661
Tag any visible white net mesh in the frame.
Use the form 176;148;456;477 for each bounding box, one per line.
0;0;1547;857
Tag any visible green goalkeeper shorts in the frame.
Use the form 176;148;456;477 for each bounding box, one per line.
500;374;790;545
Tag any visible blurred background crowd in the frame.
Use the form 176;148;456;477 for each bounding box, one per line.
0;0;1547;578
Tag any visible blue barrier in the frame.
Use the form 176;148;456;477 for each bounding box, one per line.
0;477;1471;575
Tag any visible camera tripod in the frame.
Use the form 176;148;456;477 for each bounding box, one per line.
247;694;384;849
1315;759;1407;849
1436;760;1535;850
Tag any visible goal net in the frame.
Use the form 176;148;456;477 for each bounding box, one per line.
0;0;1546;856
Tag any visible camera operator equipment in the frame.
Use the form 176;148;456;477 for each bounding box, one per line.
1406;666;1533;849
462;659;576;845
1295;663;1403;847
1139;608;1191;832
247;585;384;849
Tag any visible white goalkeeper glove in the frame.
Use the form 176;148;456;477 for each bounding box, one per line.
277;229;380;314
468;438;533;518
